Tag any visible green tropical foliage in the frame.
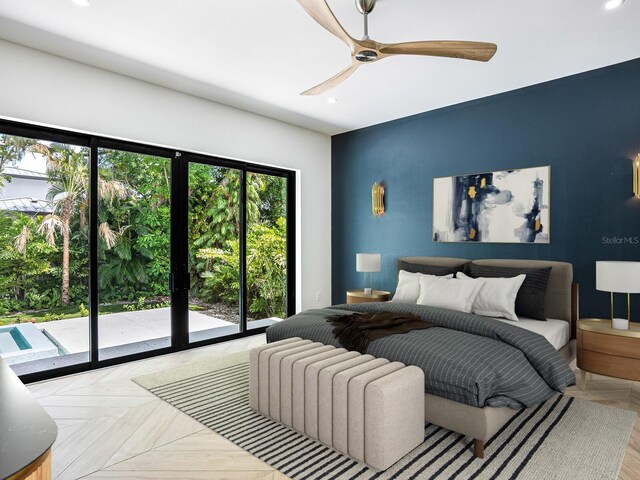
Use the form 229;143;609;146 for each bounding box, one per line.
0;134;288;321
0;136;37;187
196;217;287;318
96;149;170;302
0;213;58;314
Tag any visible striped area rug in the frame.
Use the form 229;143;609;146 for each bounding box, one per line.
134;355;635;480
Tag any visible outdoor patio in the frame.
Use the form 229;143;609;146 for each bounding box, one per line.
1;307;282;374
41;307;236;354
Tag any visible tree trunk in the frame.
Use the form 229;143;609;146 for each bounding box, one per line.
61;204;72;306
61;219;70;305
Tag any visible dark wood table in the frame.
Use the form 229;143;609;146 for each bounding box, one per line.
0;357;57;480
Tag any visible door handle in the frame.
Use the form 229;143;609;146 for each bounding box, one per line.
183;266;191;291
170;267;191;292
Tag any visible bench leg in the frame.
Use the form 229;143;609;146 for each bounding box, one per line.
473;439;485;458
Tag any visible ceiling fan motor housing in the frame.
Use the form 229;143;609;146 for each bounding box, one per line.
355;50;378;62
355;0;376;15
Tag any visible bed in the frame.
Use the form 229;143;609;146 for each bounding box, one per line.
266;257;578;458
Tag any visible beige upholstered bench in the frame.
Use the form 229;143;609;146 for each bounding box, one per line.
249;338;425;471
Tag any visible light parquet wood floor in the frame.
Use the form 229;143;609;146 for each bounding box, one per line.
26;336;639;480
27;335;291;480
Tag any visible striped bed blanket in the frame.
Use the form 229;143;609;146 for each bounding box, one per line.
266;302;575;409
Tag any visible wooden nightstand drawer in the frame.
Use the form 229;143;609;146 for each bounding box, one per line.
581;329;640;360
580;350;640;382
577;318;640;389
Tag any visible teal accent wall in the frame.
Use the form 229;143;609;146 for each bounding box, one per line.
331;58;640;318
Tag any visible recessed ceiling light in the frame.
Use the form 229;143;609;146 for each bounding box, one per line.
605;0;624;10
72;0;90;7
327;97;338;104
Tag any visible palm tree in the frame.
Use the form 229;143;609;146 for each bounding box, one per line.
34;143;127;305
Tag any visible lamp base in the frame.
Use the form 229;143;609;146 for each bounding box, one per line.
363;287;373;295
611;318;629;330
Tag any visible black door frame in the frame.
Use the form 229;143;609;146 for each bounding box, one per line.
0;119;296;383
177;152;296;349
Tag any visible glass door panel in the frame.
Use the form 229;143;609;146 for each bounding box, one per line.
187;162;240;342
0;119;296;382
0;133;90;375
247;172;288;329
97;148;171;360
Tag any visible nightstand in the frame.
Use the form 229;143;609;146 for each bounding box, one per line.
577;318;640;390
346;289;390;304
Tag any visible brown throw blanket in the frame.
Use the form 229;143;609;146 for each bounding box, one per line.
327;311;434;354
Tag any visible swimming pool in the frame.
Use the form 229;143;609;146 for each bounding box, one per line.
0;323;60;365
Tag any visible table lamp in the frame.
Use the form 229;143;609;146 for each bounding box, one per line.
596;261;640;330
356;253;381;295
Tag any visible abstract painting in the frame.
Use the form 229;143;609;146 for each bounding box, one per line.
433;166;550;243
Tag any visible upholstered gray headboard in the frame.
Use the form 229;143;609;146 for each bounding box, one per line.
397;257;574;323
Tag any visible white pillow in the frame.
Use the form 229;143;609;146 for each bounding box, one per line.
416;275;484;313
457;272;526;321
392;270;453;303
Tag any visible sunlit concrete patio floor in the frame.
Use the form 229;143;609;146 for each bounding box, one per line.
40;307;234;353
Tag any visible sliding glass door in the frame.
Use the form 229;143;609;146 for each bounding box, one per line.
246;171;289;330
181;159;294;343
0;119;295;382
0;132;90;375
97;147;172;360
186;162;241;342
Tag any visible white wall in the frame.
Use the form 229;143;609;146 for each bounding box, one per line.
3;177;49;201
0;39;331;312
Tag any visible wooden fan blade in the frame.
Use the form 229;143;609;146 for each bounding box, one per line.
300;62;360;96
379;41;497;62
297;0;355;48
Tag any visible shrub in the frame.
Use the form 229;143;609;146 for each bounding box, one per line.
123;296;147;311
196;218;287;319
42;312;64;322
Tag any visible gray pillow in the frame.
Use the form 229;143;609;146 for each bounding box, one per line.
397;260;465;277
469;264;552;321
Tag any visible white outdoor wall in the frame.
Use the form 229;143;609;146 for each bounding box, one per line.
3;177;49;201
0;39;331;313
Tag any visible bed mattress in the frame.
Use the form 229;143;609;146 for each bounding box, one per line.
494;317;570;351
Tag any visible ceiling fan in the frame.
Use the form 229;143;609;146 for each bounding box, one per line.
297;0;497;95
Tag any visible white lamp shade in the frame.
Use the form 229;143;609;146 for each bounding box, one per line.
356;253;381;273
596;261;640;293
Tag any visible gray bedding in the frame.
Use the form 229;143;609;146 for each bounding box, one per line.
266;302;576;409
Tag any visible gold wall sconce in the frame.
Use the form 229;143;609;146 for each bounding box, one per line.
634;154;640;199
372;182;385;217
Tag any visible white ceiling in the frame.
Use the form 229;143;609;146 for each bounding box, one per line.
0;0;638;135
